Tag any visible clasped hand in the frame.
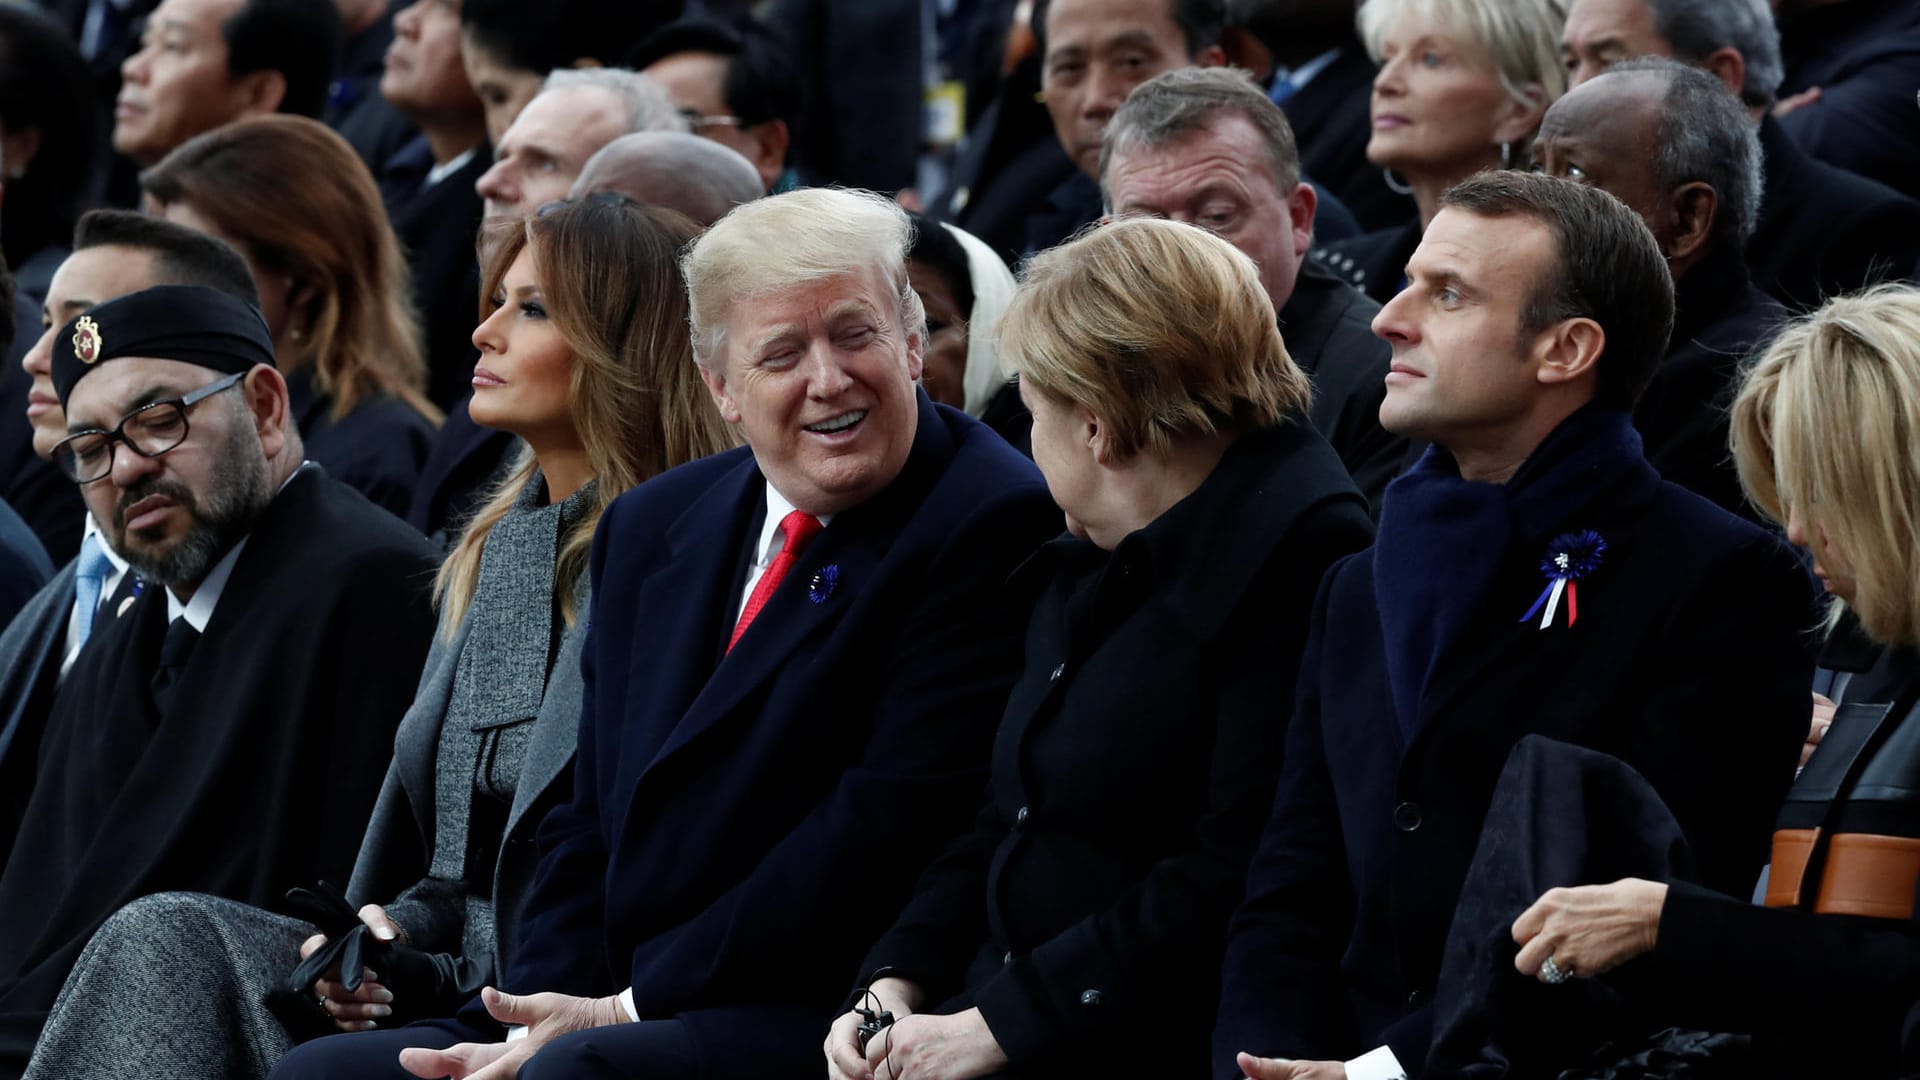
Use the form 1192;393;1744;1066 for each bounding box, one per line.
824;978;1007;1080
396;986;629;1080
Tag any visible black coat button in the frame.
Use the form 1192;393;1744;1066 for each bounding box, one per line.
1393;801;1422;832
1014;806;1029;828
1079;989;1102;1006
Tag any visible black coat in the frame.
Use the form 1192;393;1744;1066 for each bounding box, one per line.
1775;0;1920;203
0;466;437;1072
858;422;1373;1075
0;498;50;632
1214;415;1817;1078
379;137;490;410
1634;250;1786;519
1647;641;1920;1077
1313;221;1421;306
1280;260;1407;515
501;398;1060;1075
1749;116;1920;312
763;0;922;192
287;369;435;521
1282;43;1416;234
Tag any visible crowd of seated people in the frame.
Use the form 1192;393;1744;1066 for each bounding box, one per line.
0;0;1918;1078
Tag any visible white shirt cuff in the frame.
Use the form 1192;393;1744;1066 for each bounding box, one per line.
618;986;639;1022
505;1025;528;1043
1345;1045;1408;1080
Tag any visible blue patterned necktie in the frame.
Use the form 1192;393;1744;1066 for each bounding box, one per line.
71;534;113;650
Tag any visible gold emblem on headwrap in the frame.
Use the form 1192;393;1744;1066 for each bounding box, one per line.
72;316;103;365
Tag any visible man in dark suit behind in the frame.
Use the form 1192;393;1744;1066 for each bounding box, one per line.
1560;0;1920;312
271;187;1060;1080
1535;59;1786;518
1216;173;1816;1080
1102;67;1407;513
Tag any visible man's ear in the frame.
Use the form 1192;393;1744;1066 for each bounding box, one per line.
243;363;292;460
232;69;288;118
1194;44;1228;68
1534;317;1606;390
1287;180;1317;257
746;120;790;191
698;360;742;424
1700;47;1747;103
1667;181;1718;265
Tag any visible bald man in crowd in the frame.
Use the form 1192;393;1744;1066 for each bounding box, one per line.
571;131;764;226
1535;58;1784;517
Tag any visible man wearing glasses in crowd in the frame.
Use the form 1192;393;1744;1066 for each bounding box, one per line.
0;277;437;1073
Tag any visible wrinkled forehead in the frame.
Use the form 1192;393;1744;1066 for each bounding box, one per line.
67;357;223;432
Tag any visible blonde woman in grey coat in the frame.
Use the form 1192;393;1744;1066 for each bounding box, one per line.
20;197;735;1080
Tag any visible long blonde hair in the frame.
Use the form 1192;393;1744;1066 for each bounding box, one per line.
433;196;737;633
140;116;438;425
1731;284;1920;647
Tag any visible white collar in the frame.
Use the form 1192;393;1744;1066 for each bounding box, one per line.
425;146;479;189
165;538;246;632
752;481;834;568
1274;47;1342;90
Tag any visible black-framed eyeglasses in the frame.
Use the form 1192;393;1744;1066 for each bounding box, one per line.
52;371;247;484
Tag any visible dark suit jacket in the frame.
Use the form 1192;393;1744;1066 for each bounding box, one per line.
1280;260;1405;514
1282;43;1417;233
1750;116;1920;312
1776;0;1920;202
858;422;1373;1074
1214;423;1816;1077
502;396;1059;1071
382;137;490;410
287;369;434;521
1314;221;1421;306
405;397;517;542
0;499;50;631
764;0;922;192
1634;250;1786;519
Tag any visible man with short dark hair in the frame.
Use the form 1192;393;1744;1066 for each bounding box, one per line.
1561;0;1920;311
0;283;437;1074
628;14;800;193
1102;66;1404;511
1215;172;1816;1080
1535;58;1783;516
111;0;344;167
0;210;266;858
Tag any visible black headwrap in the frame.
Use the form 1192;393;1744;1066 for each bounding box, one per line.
52;285;275;407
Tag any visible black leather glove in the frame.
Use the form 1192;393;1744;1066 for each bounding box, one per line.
273;881;470;1032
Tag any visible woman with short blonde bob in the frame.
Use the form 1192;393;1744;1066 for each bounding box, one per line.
825;218;1375;1080
140;116;442;516
25;196;736;1080
1317;0;1568;302
1504;284;1920;1077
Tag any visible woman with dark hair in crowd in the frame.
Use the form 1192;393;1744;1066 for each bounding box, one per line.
141;115;442;517
1508;283;1920;1078
20;195;735;1080
1313;0;1565;303
824;217;1374;1080
901;212;1022;443
460;0;686;145
0;3;97;302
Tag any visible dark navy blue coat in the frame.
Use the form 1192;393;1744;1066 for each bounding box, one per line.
502;395;1059;1071
1215;445;1818;1077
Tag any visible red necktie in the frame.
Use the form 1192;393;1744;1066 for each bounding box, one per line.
729;509;824;652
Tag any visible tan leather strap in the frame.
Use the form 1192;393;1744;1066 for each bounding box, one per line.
1767;828;1920;918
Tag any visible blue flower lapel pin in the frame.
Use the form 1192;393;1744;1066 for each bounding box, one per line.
809;564;840;604
1519;529;1606;629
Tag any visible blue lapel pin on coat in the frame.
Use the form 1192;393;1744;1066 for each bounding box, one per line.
809;564;839;604
1520;530;1606;629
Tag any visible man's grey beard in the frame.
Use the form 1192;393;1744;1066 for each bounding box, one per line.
114;414;274;590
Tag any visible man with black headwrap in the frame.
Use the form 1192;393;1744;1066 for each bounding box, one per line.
0;285;437;1076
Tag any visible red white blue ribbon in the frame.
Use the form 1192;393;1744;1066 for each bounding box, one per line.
1519;530;1606;630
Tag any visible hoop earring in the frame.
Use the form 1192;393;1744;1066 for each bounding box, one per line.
1382;167;1414;195
1500;141;1514;170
